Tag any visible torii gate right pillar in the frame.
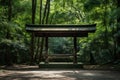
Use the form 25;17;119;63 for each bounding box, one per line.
73;37;77;64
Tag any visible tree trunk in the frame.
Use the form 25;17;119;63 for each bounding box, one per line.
7;0;12;38
117;0;120;35
89;52;96;64
116;0;120;60
38;38;44;62
30;0;37;65
5;0;12;66
39;0;42;24
113;0;120;61
46;0;50;24
32;0;37;24
38;0;51;63
103;0;108;49
42;0;49;24
34;37;40;62
38;0;43;63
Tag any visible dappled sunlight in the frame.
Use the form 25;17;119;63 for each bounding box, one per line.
75;71;100;76
82;72;96;76
0;69;120;80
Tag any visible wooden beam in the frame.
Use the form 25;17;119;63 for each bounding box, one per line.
26;24;96;33
34;32;88;37
73;37;77;64
45;37;48;64
26;24;96;27
30;33;35;64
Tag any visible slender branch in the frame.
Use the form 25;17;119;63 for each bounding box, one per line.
46;0;50;24
42;0;48;24
39;0;42;24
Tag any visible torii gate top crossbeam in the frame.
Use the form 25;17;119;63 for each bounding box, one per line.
26;24;96;37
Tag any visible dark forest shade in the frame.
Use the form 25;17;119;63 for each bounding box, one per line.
25;24;96;37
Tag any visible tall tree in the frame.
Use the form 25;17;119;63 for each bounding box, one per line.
5;0;12;66
39;0;51;63
7;0;12;39
42;0;50;24
103;0;108;49
35;0;43;63
33;0;51;63
30;0;37;64
116;0;120;60
117;0;120;37
46;0;50;24
32;0;37;24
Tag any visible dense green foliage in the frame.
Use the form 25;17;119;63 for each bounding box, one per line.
0;0;120;65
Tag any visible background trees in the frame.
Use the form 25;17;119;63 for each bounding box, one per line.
0;0;120;65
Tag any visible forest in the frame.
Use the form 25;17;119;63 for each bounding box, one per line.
0;0;120;66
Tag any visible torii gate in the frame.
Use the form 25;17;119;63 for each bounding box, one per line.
26;24;96;64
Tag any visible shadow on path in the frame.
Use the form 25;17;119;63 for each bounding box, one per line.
0;65;120;80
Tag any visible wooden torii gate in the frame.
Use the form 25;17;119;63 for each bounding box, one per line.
26;24;96;64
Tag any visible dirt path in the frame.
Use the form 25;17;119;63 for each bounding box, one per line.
0;65;120;80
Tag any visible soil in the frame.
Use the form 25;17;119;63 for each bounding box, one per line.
0;65;120;80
